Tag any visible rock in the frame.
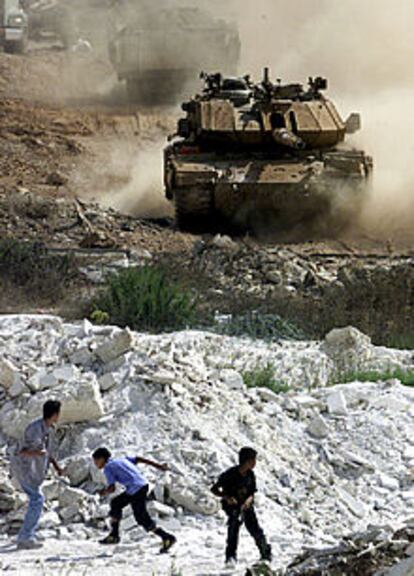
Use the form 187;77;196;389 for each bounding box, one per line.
147;501;175;517
59;377;105;425
64;456;92;486
403;447;414;461
0;358;20;390
323;326;372;372
9;379;28;398
385;556;414;576
58;485;86;508
211;234;239;252
94;329;133;363
307;415;330;439
46;171;67;187
98;373;117;392
220;369;245;391
39;511;61;529
379;474;400;491
335;487;366;518
0;377;104;438
59;504;80;522
326;390;348;416
168;487;217;516
265;271;282;285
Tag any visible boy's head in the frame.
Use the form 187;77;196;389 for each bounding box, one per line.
93;447;112;469
43;400;61;424
239;447;257;470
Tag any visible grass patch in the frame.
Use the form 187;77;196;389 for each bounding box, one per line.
335;367;414;387
386;334;414;350
243;362;290;394
0;239;77;302
212;311;306;342
92;266;196;332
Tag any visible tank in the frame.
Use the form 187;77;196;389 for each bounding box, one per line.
164;69;373;236
108;1;240;104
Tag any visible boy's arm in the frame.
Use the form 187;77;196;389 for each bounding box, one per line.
99;484;116;497
134;456;168;472
50;456;64;476
211;479;238;505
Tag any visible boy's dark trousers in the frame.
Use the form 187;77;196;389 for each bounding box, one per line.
224;503;269;561
110;485;155;532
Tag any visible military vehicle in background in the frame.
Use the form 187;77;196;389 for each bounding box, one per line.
20;0;78;49
0;0;28;53
108;1;240;103
164;69;373;235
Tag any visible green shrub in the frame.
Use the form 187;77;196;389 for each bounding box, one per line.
243;362;290;394
335;368;414;387
386;334;414;350
213;311;305;342
92;266;196;332
0;239;77;301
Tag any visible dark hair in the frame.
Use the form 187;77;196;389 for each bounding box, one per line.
93;447;112;462
239;447;257;465
43;400;61;420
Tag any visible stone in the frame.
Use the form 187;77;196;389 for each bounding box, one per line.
403;447;414;461
95;329;133;363
59;504;80;522
211;234;239;252
59;377;105;424
39;511;61;529
0;358;20;390
168;487;217;516
9;379;28;398
335;487;366;518
379;474;400;491
326;390;348;416
98;373;117;392
64;456;92;486
307;415;330;439
147;501;175;517
385;556;414;576
323;326;372;372
220;369;245;391
58;485;86;508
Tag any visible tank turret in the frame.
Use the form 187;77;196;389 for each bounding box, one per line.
164;70;373;235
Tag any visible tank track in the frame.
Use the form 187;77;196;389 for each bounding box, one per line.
174;188;215;232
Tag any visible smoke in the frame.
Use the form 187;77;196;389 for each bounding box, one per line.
233;0;414;240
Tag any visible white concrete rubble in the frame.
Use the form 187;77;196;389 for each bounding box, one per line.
0;315;413;576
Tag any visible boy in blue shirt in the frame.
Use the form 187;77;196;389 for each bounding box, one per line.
92;447;176;553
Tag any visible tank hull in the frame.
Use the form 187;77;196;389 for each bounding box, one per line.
165;150;372;234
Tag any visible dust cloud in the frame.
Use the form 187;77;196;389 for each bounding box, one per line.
233;0;414;240
99;140;172;219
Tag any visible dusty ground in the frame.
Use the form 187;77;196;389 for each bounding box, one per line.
0;45;413;343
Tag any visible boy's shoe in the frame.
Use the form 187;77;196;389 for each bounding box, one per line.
160;535;176;554
17;540;43;550
99;534;120;545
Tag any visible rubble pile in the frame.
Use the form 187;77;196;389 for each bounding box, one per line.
0;315;413;574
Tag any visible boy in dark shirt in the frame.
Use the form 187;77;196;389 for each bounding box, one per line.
92;447;176;554
211;447;271;566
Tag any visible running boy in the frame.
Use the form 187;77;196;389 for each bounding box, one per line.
211;447;271;566
92;447;176;553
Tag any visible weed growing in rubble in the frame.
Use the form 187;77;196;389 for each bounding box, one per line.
212;311;306;342
0;239;77;302
335;368;414;387
92;266;196;332
243;362;290;394
387;334;414;351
